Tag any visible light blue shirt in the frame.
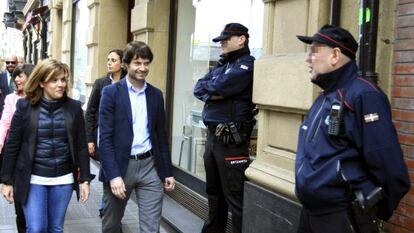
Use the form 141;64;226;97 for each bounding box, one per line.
6;71;11;88
126;78;152;155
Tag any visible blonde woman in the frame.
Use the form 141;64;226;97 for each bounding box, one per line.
1;59;92;233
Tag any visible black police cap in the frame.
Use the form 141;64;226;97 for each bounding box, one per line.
212;23;249;42
296;24;358;60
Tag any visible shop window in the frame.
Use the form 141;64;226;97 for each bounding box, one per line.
171;0;263;181
28;30;33;63
23;34;27;61
70;0;88;104
41;14;49;59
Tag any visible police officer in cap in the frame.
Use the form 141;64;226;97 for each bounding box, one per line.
294;24;410;233
194;23;256;233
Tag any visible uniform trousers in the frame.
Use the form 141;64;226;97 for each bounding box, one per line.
297;208;356;233
201;131;250;233
297;207;380;233
101;157;163;233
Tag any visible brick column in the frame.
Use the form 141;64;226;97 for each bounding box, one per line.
389;1;414;233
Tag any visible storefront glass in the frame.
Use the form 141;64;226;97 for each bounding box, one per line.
71;0;88;104
171;0;263;181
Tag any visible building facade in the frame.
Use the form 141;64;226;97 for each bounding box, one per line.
21;0;414;232
1;0;25;69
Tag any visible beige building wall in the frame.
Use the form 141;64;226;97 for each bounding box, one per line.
86;0;128;85
48;0;63;60
61;0;72;64
246;0;397;200
48;0;128;99
130;0;170;94
339;1;396;95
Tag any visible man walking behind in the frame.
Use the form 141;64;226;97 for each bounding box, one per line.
0;55;18;116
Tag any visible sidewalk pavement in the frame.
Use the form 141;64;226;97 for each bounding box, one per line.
0;162;176;233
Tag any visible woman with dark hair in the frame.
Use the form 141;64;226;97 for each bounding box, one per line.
85;49;125;224
0;63;34;233
1;58;91;233
0;64;35;151
85;49;126;161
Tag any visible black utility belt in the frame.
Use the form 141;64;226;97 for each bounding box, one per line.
130;150;153;160
208;120;255;145
207;120;255;132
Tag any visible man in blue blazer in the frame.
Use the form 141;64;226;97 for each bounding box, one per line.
0;55;18;117
98;41;175;233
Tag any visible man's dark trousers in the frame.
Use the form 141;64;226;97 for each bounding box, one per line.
201;131;250;233
296;207;380;233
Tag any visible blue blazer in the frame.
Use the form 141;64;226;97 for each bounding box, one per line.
0;71;11;116
98;78;172;182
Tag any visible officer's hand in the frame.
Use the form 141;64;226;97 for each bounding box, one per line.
110;177;127;200
1;184;14;204
164;177;176;192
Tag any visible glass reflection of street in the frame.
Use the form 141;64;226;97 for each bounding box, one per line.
171;0;264;181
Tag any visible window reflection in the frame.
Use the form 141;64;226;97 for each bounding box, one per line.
71;0;88;104
171;0;263;180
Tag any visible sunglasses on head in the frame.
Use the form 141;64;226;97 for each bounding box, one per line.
5;61;16;65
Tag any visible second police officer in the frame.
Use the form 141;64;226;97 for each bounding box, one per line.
295;25;410;233
194;23;256;233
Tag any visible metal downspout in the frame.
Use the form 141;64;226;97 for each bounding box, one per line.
358;0;380;84
330;0;341;26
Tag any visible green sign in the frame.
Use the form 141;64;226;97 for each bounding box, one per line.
359;8;371;24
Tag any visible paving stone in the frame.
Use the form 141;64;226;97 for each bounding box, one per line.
0;162;174;233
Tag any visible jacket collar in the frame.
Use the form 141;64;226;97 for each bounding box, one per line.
220;46;250;62
118;78;154;127
39;97;66;112
311;61;358;92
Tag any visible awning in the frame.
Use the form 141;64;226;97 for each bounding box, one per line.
23;6;49;31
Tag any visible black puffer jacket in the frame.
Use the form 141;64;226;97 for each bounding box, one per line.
0;97;92;204
32;98;71;177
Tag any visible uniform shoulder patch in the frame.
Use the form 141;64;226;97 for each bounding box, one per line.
364;113;379;123
240;64;249;70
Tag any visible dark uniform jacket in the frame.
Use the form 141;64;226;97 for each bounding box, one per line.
0;97;91;204
194;46;255;125
295;61;410;220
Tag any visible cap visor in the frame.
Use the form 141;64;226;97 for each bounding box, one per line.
212;35;230;42
296;35;314;44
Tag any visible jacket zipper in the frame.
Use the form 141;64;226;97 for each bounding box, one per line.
311;116;324;142
306;97;326;142
297;162;304;175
